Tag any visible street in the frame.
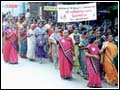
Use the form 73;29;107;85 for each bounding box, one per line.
1;55;118;89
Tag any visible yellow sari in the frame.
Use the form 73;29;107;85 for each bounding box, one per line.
102;41;118;85
69;33;80;73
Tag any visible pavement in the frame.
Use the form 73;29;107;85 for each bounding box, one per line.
1;55;119;89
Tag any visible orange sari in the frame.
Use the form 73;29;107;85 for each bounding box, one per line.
102;42;118;85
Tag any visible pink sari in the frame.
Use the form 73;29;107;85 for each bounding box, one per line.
86;44;101;87
58;37;74;78
3;29;18;63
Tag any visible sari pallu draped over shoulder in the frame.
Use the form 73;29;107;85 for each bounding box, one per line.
58;37;74;78
86;44;102;87
3;30;18;63
58;37;74;65
102;42;118;85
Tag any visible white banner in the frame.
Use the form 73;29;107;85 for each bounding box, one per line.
57;3;97;22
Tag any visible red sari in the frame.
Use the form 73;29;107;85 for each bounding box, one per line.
3;29;18;64
86;44;102;87
58;37;74;78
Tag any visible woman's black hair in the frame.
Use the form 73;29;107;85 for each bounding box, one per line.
88;34;96;44
82;30;88;35
107;33;113;38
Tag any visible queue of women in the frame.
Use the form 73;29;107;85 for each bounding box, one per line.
2;14;118;88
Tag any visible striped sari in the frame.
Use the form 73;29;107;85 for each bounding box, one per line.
58;37;74;78
86;44;101;87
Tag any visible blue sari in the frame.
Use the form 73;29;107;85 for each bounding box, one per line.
35;27;47;58
19;29;27;56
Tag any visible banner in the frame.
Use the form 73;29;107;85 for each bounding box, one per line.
44;6;57;11
57;3;97;22
2;2;25;16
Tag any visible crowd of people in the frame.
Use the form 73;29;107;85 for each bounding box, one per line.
2;12;118;88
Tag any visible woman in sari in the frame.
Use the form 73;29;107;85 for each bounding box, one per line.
78;31;89;80
49;26;60;68
35;22;48;63
69;26;80;74
85;35;102;88
100;34;118;85
45;24;53;61
26;24;36;60
3;26;18;64
19;25;27;58
58;30;75;79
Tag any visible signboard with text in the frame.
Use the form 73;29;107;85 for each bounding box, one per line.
44;6;57;11
2;2;25;16
57;3;97;22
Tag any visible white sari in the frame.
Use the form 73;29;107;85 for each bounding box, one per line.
27;29;35;59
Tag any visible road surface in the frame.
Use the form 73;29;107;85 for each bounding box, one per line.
1;55;118;89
